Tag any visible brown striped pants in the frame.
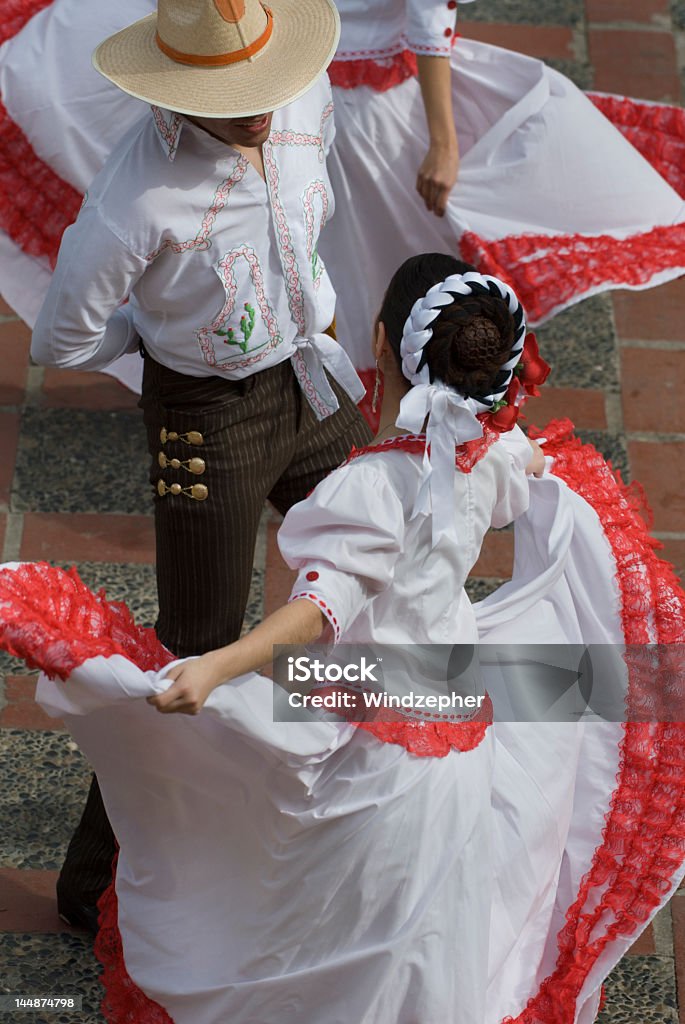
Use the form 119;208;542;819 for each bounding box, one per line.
58;353;372;905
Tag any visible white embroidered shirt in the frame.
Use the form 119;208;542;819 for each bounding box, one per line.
31;80;339;384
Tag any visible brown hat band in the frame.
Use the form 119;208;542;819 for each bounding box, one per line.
156;6;273;67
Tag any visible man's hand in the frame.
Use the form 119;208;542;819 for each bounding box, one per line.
416;142;459;217
147;653;228;715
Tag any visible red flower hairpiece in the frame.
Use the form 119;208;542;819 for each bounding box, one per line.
478;332;551;434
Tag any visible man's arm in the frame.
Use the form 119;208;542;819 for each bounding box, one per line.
31;204;148;370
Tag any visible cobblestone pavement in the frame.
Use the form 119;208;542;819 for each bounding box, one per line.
0;0;684;1021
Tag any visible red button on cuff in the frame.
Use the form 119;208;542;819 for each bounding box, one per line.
306;571;319;582
447;1;457;8
444;27;453;36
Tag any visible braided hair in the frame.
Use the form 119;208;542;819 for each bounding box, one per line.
378;254;516;403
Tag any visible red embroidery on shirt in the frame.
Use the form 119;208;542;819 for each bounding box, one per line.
263;142;306;334
146;157;248;261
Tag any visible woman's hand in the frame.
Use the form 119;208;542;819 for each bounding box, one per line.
526;439;546;478
416;141;460;217
147;652;229;715
146;599;325;716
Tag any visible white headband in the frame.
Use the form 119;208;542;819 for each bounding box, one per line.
395;271;526;548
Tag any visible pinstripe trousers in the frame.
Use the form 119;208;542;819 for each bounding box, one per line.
57;353;372;906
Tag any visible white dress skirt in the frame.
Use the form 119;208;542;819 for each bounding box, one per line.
1;420;684;1024
0;0;684;398
324;38;685;390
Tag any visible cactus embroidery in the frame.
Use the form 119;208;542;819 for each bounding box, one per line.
214;302;256;353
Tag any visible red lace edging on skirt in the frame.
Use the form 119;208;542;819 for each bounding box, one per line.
461;221;685;326
0;0;53;44
503;419;685;1023
95;858;175;1024
356;696;492;756
329;51;418;91
589;93;685;200
0;97;82;266
0;563;173;678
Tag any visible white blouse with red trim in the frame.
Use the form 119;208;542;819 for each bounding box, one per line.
335;0;473;61
280;428;530;645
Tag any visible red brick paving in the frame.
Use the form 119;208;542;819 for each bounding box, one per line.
628;441;685;532
621;348;685;433
471;531;515;579
527;387;608;432
589;28;681;100
0;411;20;506
659;538;685;581
586;0;671;22
0;675;61;731
459;23;575;61
41;367;139;411
671;894;685;1023
20;512;155;564
0;869;74;933
0;321;29;406
614;279;685;341
627;924;656;955
263;518;296;618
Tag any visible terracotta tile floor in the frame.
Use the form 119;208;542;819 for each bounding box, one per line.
0;0;684;1020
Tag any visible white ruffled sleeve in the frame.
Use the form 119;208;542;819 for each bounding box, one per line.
405;0;460;56
278;462;405;644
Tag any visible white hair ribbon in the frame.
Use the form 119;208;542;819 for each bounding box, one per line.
290;333;365;421
397;271;526;548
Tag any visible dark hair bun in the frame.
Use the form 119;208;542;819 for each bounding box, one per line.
420;293;515;401
378;254;516;401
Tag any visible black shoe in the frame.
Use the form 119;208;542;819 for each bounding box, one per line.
57;894;100;936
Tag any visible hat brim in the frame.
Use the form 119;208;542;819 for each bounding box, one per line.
93;0;340;118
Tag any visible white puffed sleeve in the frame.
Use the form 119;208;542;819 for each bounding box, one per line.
490;427;531;528
405;0;460;56
278;462;405;643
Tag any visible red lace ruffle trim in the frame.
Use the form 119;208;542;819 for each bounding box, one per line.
461;222;685;326
356;695;492;756
0;563;173;679
95;859;175;1024
0;0;53;44
345;426;500;474
329;50;418;91
504;420;685;1024
0;98;82;266
589;94;685;201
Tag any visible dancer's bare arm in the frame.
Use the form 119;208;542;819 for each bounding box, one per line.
416;55;459;217
148;600;325;715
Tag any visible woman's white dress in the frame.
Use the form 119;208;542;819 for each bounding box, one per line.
1;420;684;1024
0;0;684;399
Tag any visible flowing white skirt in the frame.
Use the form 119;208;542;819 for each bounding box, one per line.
1;1;684;397
1;425;683;1023
323;38;685;385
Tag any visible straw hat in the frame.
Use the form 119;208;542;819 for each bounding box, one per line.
93;0;340;118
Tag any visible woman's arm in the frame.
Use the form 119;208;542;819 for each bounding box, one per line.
415;54;460;218
148;599;325;715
